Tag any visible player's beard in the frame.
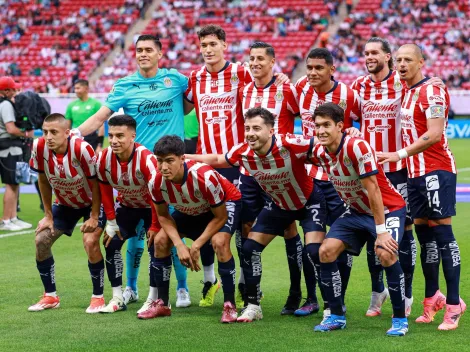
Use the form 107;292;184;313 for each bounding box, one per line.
367;61;385;74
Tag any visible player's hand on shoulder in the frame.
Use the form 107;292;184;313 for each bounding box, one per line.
274;72;290;86
345;127;362;138
36;216;54;235
375;231;398;255
428;77;446;89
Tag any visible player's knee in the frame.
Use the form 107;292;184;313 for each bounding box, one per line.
242;222;252;237
83;233;100;253
375;248;396;266
283;222;297;238
35;231;53;260
319;242;338;263
154;234;172;256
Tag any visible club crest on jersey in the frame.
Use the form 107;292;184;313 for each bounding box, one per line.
274;91;283;102
279;147;290;159
338;100;347;110
135;170;144;179
194;189;203;198
394;82;402;90
72;159;80;168
343;156;352;167
121;172;130;182
164;77;172;88
230;74;239;85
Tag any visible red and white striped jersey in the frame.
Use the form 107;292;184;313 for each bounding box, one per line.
30;136;96;209
185;62;252;154
96;144;157;211
226;134;314;211
149;160;241;216
310;134;405;215
400;78;456;178
296;78;360;180
351;70;406;173
240;79;299;134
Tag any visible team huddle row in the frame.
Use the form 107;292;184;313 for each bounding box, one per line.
26;24;464;337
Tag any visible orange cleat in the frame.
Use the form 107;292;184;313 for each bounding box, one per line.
28;294;60;312
415;290;446;323
86;297;106;314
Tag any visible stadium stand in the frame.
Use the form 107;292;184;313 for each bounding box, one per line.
0;0;150;93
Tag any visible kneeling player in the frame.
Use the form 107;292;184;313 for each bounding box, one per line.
95;115;160;314
28;113;105;313
143;135;241;323
310;103;408;336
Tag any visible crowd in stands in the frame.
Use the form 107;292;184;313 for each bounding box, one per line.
329;0;470;89
0;0;151;93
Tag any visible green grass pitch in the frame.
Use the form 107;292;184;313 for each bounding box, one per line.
0;140;469;351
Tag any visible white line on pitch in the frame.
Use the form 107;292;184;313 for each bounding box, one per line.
0;223;83;239
458;167;470;172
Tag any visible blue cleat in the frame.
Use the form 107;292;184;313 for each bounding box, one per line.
386;317;409;337
294;298;320;316
314;314;346;332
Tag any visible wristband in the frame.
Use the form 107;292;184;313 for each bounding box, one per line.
397;148;408;160
105;219;119;238
375;223;387;234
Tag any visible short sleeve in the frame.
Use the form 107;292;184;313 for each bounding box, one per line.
353;140;378;179
177;70;189;94
142;153;159;181
29;138;45;172
184;72;194;103
0;101;16;124
420;85;448;119
95;150;107;183
201;169;225;207
286;84;300;116
225;143;243;168
79;142;97;178
283;134;312;159
105;79;127;112
148;171;164;204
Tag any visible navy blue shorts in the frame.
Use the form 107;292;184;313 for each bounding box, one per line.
314;179;346;227
115;203;152;240
52;204;106;236
216;167;240;186
386;168;413;226
251;186;327;237
239;174;270;223
171;200;241;241
326;207;406;255
408;170;456;220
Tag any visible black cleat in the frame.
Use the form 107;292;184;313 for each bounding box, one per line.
280;293;302;315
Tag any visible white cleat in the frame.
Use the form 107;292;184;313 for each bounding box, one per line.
366;288;389;317
99;296;126;313
175;288;191;308
11;218;33;229
123;286;139;305
237;303;263;323
0;221;22;231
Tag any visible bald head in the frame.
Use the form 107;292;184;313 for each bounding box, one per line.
397;44;424;60
395;44;425;86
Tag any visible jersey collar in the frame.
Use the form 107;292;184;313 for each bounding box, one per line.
116;143;136;164
409;76;430;90
326;132;347;155
173;162;188;186
206;60;230;74
53;137;70;156
255;135;276;157
370;69;393;83
254;76;276;90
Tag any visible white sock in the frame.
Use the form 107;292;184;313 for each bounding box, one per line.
3;219;11;224
45;292;57;297
203;264;216;283
148;287;158;301
238;270;245;284
112;286;123;299
92;294;103;298
10;217;18;221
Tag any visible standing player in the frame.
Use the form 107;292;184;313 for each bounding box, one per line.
187;107;328;323
310;103;408;336
378;44;465;330
350;37;416;317
142;135;241;323
28;113;106;314
75;34;190;307
239;41;304;315
65;79;105;153
295;48;360;316
95;115;160;314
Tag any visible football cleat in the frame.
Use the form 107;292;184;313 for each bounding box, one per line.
122;286;139;305
405;296;413;317
137;299;171;319
294;298;320;316
386;317;409;336
199;279;220;307
0;221;22;231
416;290;446;323
314;314;346;332
366;288;389;317
280;292;302;315
438;298;466;330
221;301;238;323
99;296;127;313
11;218;32;229
237;304;263;323
175;288;191;308
137;298;155;314
86;297;105;314
28;294;60;312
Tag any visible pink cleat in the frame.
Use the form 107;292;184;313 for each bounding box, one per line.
220;301;238;323
438;298;466;331
415;290;446;323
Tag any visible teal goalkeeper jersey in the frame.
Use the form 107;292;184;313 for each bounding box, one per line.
105;69;187;150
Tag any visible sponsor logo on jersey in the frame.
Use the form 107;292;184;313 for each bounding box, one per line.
199;95;236;112
430;105;445;118
386;216;400;229
149;83;158;91
138;99;174;116
425;175;440;191
366;124;392;133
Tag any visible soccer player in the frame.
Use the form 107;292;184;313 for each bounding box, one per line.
295;48;361;316
75;34;190;307
239;41;304;314
310;103;408;336
65;79;105;153
187;107;327;323
95;115;160;314
378;44;465;330
28;113;105;313
350;37;416;317
142;135;241;322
